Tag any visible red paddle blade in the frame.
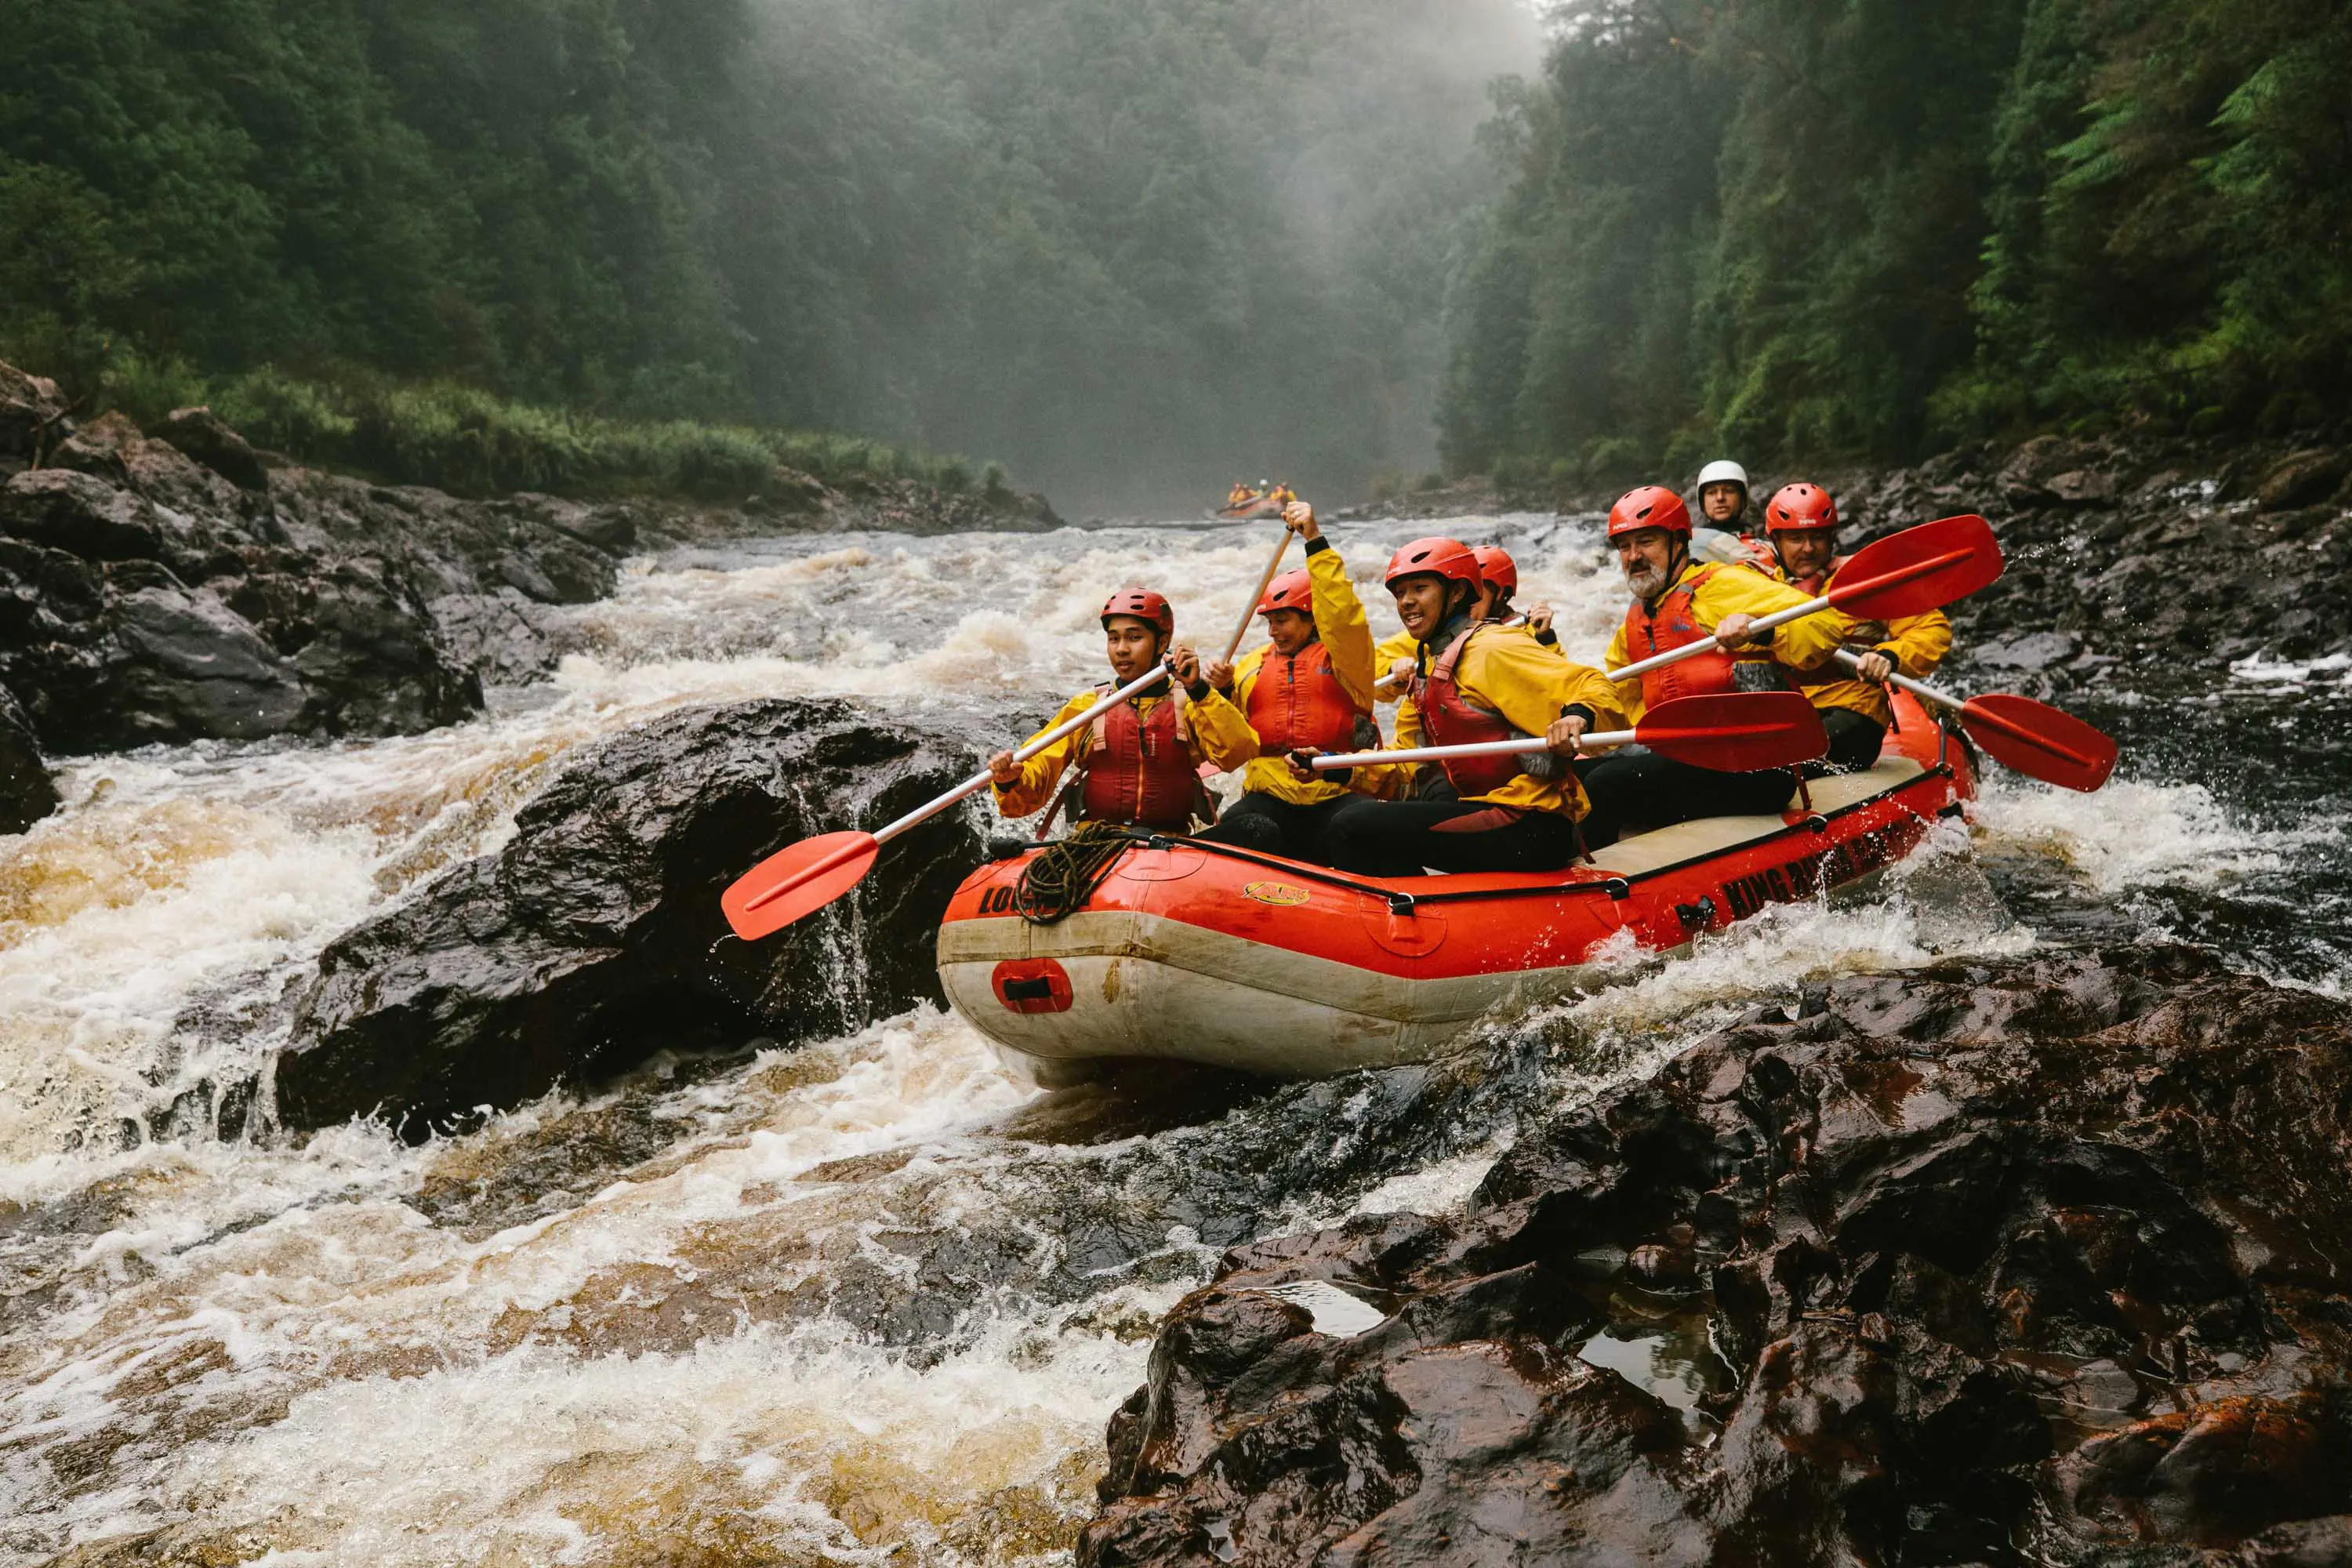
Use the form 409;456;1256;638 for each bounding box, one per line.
1827;514;2002;622
721;829;880;941
1634;693;1828;773
1959;693;2118;793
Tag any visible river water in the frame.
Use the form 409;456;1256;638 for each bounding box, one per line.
2;514;2344;1566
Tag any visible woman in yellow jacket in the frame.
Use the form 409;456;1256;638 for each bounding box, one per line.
989;590;1258;832
1197;503;1392;860
1289;537;1626;874
1755;482;1953;771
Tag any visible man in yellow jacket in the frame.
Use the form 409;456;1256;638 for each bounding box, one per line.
1196;503;1386;859
1755;481;1952;771
989;589;1258;833
1291;537;1627;873
1565;485;1852;844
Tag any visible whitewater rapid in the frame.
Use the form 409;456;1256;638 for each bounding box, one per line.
0;513;2336;1566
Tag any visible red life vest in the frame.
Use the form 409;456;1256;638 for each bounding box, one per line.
1078;689;1198;829
1413;625;1526;797
1243;641;1366;756
1624;564;1741;710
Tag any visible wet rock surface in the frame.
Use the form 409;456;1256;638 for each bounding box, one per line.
0;358;1060;754
1082;946;2352;1566
1748;434;2352;678
0;679;58;833
272;697;986;1134
1511;432;2351;679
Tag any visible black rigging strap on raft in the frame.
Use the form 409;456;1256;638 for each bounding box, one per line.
1014;822;1147;925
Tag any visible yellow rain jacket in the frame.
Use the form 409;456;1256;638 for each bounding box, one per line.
1602;559;1851;724
1769;558;1953;726
993;681;1258;821
1227;541;1388;805
1392;624;1627;818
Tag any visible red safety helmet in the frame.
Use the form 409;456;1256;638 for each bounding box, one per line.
1606;485;1692;540
1099;588;1174;636
1256;568;1312;617
1383;536;1483;591
1471;546;1519;598
1764;482;1839;533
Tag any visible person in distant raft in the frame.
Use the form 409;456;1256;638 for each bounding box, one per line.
1695;459;1751;531
1565;485;1850;844
1225;481;1258;510
1195;502;1387;859
989;590;1258;832
1297;537;1628;873
1756;481;1953;771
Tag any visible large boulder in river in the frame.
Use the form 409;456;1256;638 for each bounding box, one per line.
0;681;58;833
273;697;985;1134
1082;946;2352;1566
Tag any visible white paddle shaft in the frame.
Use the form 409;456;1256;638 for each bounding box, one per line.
875;662;1175;844
1830;647;1958;711
1223;528;1294;662
1312;731;1635;770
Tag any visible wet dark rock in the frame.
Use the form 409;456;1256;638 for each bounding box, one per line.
1083;946;2352;1566
0;354;1062;755
0;362;71;481
0;681;58;833
1523;430;2352;670
1816;434;2352;670
152;405;273;492
2258;450;2350;513
2046;468;2120;508
273;697;985;1134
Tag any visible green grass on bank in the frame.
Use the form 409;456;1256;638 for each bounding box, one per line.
90;354;1009;503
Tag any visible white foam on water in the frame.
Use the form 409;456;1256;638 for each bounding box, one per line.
1345;1146;1509;1220
2228;650;2352;688
1970;771;2316;895
0;1009;1087;1564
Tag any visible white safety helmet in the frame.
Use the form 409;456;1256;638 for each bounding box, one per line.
1696;459;1749;494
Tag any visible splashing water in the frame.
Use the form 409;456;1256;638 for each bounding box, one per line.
2;512;2342;1565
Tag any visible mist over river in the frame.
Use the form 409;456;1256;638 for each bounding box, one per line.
2;512;2346;1566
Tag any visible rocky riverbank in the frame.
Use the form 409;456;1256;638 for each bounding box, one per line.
0;358;1057;829
1081;946;2352;1566
1356;435;2352;679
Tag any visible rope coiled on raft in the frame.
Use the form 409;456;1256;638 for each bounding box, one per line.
1015;822;1142;924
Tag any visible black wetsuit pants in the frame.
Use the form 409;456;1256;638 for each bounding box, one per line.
1192;793;1350;862
1817;708;1887;772
1319;797;1579;877
1576;746;1797;848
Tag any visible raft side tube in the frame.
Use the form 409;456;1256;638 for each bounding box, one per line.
938;692;1970;1076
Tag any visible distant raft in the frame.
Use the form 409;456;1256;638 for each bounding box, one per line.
1212;495;1286;521
938;688;1973;1080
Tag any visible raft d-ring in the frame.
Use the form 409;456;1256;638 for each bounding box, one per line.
1805;814;1831;835
991;959;1074;1014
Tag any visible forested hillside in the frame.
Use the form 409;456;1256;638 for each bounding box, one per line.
1440;0;2352;486
0;0;1536;510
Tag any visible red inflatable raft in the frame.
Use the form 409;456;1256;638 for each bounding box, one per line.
937;690;1973;1079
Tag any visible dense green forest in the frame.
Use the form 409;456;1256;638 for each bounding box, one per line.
0;0;1535;510
1440;0;2352;486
